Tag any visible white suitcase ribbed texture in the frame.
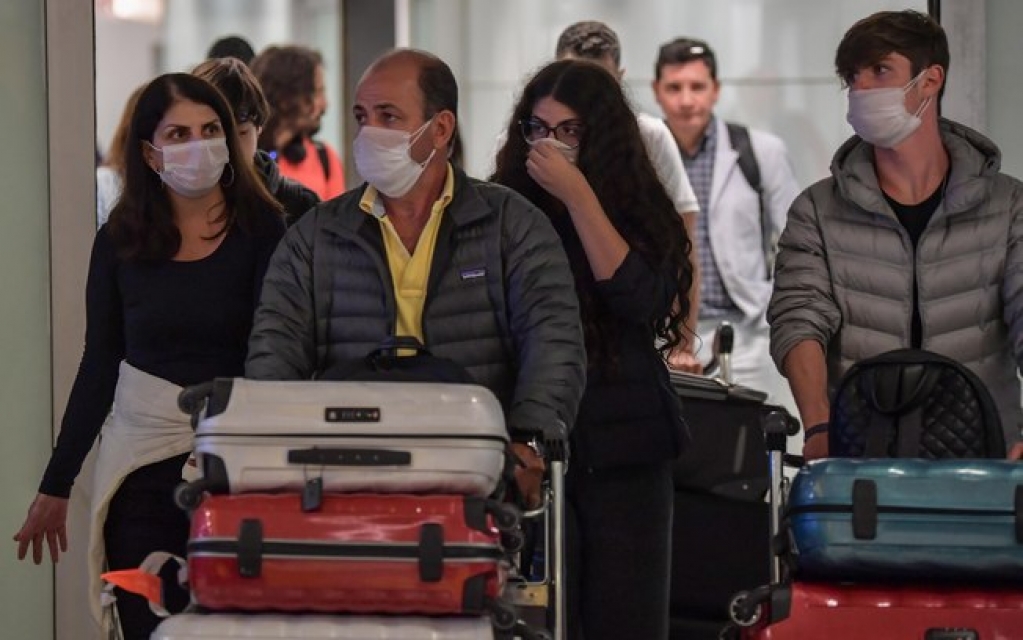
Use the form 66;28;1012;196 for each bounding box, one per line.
194;380;509;496
151;613;494;639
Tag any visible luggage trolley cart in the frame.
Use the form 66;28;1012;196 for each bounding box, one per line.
724;423;1023;638
708;406;798;639
506;425;569;640
170;377;562;640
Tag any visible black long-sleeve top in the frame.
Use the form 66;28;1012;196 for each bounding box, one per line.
571;250;687;469
40;214;284;497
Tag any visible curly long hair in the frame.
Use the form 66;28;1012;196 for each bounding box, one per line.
491;59;693;369
108;73;283;261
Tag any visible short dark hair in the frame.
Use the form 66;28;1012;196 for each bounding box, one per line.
192;57;270;127
415;51;458;120
417;51;461;165
555;21;621;66
368;49;460;162
835;10;949;90
654;37;718;81
206;35;255;65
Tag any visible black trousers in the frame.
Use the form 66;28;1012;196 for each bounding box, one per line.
566;460;674;640
103;453;191;640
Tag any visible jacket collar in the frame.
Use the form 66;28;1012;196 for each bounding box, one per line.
831;118;1001;219
324;166;491;236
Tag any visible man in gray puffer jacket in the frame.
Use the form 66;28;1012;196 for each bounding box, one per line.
247;49;586;500
769;10;1023;460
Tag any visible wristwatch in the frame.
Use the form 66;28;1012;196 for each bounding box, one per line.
525;436;546;459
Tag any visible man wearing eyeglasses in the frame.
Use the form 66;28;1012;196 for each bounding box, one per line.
653;37;800;410
555;21;703;372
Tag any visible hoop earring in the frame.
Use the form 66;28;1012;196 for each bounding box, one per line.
221;162;235;187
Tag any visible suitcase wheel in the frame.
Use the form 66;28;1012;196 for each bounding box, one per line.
487;501;522;532
501;528;525;553
728;589;764;627
487;597;518;632
173;481;204;511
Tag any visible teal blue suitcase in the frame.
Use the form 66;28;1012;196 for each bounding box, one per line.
787;458;1023;582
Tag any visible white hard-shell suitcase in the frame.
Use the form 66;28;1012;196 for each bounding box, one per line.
151;613;494;639
175;378;509;506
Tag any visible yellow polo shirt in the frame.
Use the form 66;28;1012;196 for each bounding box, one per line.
358;164;454;342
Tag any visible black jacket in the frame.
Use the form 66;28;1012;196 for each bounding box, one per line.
255;150;320;226
246;168;587;440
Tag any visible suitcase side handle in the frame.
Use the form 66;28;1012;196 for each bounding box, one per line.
286;447;412;467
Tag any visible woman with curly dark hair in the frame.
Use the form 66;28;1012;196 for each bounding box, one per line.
492;59;694;640
13;73;285;639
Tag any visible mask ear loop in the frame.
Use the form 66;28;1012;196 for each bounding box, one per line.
903;69;933;118
911;96;932;119
409;117;438;168
144;140;164;176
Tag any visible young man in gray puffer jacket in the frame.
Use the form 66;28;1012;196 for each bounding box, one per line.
768;9;1023;460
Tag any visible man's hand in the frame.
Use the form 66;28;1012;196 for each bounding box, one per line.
666;345;703;374
510;442;546;508
1009;442;1023;460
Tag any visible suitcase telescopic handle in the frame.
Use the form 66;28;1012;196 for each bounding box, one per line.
287;447;412;467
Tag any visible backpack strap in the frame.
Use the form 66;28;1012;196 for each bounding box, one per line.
726;122;773;276
726;122;762;194
314;140;330;180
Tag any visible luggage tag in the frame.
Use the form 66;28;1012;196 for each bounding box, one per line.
295;450;325;512
301;474;324;512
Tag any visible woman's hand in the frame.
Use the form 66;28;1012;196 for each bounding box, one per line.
1009;442;1023;460
526;140;588;206
666;346;703;374
13;493;69;564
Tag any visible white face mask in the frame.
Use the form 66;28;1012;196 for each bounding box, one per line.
526;137;579;164
149;138;230;198
846;70;932;149
353;118;436;198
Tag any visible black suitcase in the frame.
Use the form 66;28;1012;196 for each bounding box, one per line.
669;371;773;639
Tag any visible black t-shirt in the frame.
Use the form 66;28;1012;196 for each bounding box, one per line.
883;177;946;348
39;214;284;497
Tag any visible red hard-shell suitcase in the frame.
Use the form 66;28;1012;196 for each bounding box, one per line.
187;493;512;615
743;581;1023;639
